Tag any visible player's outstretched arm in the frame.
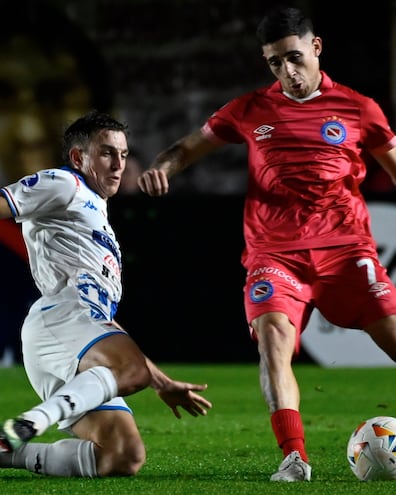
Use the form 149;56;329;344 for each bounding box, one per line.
137;129;223;196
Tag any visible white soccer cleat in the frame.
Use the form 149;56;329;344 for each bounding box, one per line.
270;450;312;482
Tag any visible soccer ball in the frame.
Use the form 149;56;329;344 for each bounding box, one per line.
347;416;396;481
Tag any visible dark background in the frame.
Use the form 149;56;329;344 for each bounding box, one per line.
110;194;257;362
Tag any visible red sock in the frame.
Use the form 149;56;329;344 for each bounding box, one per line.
271;408;308;462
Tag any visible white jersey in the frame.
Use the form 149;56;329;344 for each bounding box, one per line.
0;167;122;321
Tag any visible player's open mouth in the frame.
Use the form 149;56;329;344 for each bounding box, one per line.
291;82;302;90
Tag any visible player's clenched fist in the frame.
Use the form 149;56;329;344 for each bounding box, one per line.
137;169;169;196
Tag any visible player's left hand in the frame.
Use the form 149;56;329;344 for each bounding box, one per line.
157;381;212;418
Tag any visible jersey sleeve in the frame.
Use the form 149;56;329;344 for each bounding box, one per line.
203;97;248;144
0;169;77;220
359;96;396;151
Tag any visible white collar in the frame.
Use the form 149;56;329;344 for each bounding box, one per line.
282;89;322;103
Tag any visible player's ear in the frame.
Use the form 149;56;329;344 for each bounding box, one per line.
69;147;83;169
313;36;322;57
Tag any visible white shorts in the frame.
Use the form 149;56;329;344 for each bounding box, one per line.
21;286;132;431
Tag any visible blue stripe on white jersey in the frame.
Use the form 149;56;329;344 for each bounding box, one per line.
0;187;20;216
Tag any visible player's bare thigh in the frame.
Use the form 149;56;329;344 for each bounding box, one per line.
364;314;396;362
78;332;150;395
71;409;146;476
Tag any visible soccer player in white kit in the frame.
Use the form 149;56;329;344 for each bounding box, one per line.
0;110;212;477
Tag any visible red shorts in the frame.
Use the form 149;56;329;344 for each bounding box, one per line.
243;244;396;337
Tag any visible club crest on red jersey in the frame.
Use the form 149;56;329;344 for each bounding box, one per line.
250;280;274;302
321;120;346;145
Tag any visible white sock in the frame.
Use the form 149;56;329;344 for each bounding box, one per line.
0;439;97;477
21;366;118;435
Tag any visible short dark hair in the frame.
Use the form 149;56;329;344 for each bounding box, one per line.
256;6;314;45
62;110;129;165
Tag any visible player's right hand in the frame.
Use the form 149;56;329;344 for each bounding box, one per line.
137;169;169;196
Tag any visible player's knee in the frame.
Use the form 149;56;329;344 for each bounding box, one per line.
116;444;146;476
253;312;292;341
97;441;146;477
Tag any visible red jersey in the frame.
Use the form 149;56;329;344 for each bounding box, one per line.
202;72;396;260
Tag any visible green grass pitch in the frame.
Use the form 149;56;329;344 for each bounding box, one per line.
0;363;395;494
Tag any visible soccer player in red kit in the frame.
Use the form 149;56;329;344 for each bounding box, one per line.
138;6;396;481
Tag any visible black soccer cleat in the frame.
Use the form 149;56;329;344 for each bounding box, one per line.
0;418;37;453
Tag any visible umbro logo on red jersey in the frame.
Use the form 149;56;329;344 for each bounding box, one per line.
254;124;274;141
